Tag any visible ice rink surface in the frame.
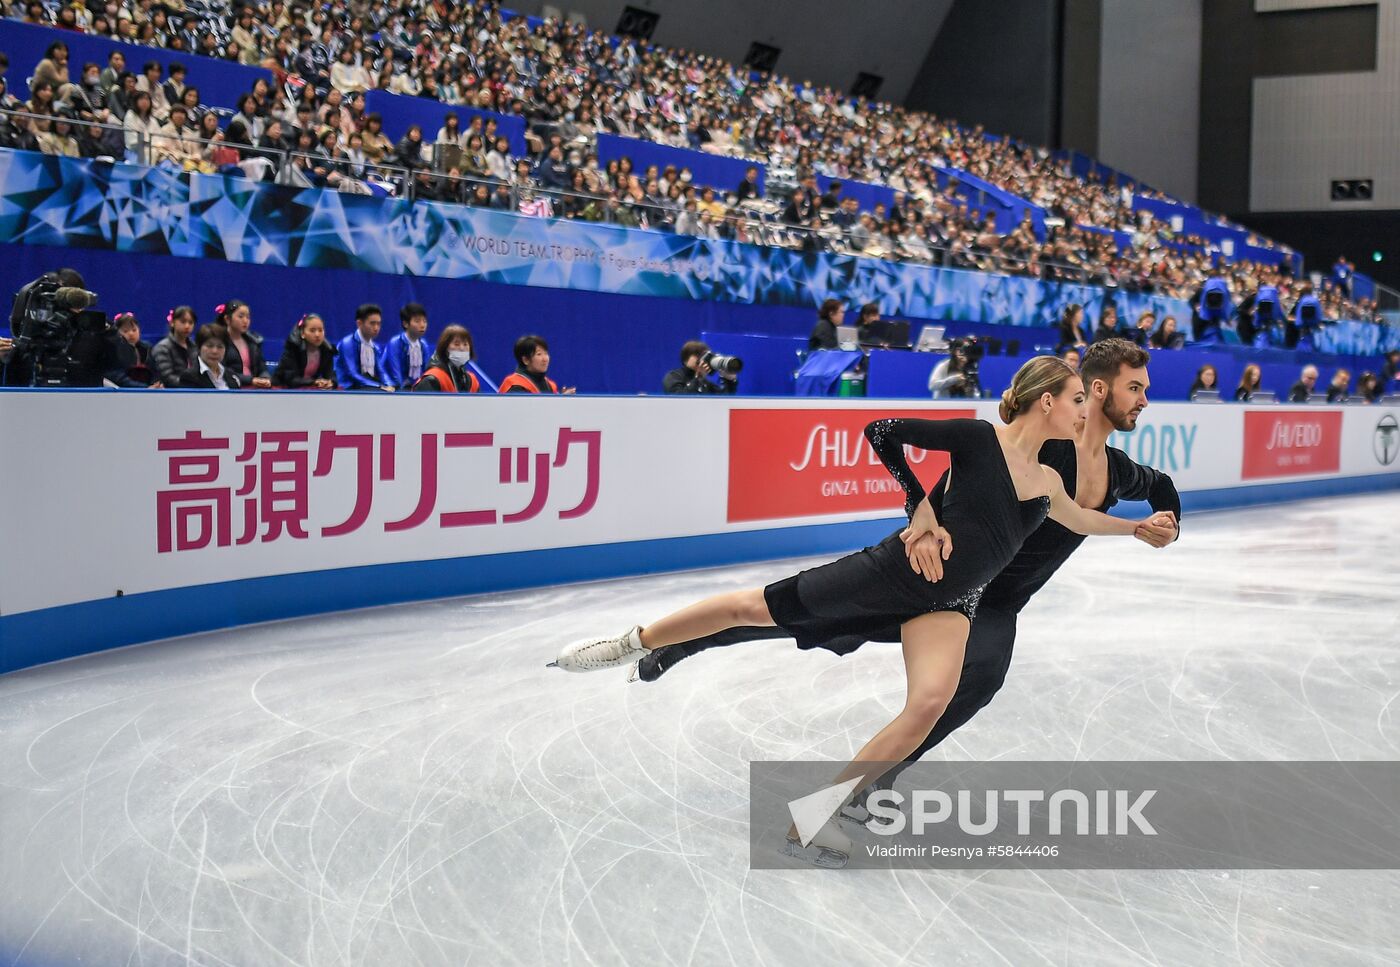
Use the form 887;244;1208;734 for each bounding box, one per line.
2;492;1399;966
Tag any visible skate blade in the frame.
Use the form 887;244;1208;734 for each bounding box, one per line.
837;805;869;834
780;838;849;869
627;661;640;683
545;660;559;669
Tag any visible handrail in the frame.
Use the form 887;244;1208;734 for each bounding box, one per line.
282;147;410;192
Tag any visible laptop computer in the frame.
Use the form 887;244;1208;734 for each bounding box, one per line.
1249;390;1277;404
864;320;912;349
914;325;947;352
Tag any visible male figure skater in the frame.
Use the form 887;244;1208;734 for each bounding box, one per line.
634;339;1181;771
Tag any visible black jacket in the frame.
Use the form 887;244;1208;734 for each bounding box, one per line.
179;365;243;389
151;335;197;386
1289;381;1311;403
1057;318;1088;351
105;336;160;387
663;365;737;394
272;330;338;387
223;330;270;385
809;318;839;351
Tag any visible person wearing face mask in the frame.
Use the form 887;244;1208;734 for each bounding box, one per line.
273;313;337;389
413;325;481;393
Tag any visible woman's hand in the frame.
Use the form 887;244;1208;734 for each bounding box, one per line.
251;376;272;388
903;531;952;582
900;500;953;582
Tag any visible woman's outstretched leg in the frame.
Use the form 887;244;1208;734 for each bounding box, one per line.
638;588;774;649
552;588;774;672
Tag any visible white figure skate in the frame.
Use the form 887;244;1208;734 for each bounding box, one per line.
549;626;646;672
780;819;853;869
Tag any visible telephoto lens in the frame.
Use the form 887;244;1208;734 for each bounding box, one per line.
703;351;743;375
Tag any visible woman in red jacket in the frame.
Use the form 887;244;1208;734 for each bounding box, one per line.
413;326;481;393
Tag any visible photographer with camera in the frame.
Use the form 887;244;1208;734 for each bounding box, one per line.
6;269;109;387
664;341;740;395
927;337;982;399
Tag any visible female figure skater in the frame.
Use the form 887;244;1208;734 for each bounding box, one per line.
552;356;1173;864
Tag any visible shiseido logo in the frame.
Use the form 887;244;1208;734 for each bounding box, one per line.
1376;415;1399;466
789;425;929;472
1266;420;1323;450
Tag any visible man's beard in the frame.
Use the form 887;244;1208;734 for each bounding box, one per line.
1102;391;1139;431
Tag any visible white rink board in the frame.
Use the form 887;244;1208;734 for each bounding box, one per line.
0;390;1397;621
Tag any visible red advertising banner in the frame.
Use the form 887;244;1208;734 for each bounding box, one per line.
727;408;976;522
1241;410;1342;480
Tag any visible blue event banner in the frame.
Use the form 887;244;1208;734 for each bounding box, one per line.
0;148;1394;354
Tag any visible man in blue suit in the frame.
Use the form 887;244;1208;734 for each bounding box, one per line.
335;303;394;391
384;302;431;389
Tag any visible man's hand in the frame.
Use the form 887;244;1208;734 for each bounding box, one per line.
1134;511;1178;548
562;386;577;395
0;336;13;362
696;359;712;377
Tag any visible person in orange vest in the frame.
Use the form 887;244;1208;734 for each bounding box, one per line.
412;325;481;393
498;334;575;394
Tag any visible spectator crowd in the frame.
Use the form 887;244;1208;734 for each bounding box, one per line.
0;0;1387;326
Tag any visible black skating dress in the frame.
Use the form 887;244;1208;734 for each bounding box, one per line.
762;418;1052;647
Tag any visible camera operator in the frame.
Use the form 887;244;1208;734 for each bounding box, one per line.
6;268;109;387
664;341;740;394
927;337;981;399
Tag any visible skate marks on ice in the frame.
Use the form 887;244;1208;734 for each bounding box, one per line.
1;494;1398;965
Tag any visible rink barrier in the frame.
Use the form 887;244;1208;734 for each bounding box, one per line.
2;392;1397;674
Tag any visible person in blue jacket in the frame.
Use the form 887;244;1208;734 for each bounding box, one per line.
1192;275;1233;345
384;301;431;389
334;303;395;391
